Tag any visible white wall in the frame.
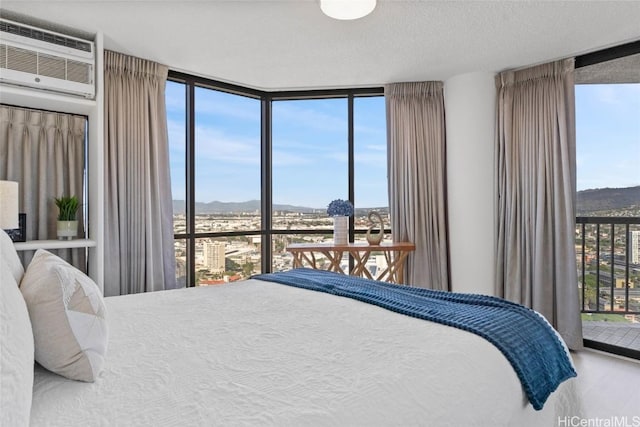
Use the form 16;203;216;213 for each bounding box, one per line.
444;72;495;295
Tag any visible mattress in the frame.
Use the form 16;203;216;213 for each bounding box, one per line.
30;278;581;426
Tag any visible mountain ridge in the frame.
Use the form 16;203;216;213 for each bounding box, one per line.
576;185;639;215
172;186;639;215
172;199;319;214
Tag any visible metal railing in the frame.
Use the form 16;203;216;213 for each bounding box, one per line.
576;217;640;315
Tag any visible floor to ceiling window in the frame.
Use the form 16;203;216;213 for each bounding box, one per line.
166;80;187;286
271;98;348;271
167;73;385;286
574;44;640;359
193;87;262;285
353;96;389;243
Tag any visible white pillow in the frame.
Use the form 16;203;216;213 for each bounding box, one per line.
20;249;108;382
0;258;34;427
0;229;24;283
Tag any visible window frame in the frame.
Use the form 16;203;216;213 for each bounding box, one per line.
574;39;640;359
168;70;385;286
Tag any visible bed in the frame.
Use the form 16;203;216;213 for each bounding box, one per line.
0;231;582;427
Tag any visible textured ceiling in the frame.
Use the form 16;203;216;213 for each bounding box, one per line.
1;1;639;90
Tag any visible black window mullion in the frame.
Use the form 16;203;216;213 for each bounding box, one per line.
348;95;355;272
261;95;273;273
348;94;355;239
186;80;196;287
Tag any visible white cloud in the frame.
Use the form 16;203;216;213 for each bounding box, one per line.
323;151;348;163
591;83;640;110
354;123;385;137
194;125;260;166
272;150;312;167
274;102;347;133
593;85;618;105
167;119;186;154
354;151;387;168
364;143;386;151
194;94;260;123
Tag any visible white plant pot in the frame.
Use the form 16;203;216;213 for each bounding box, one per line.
333;216;348;245
57;220;78;240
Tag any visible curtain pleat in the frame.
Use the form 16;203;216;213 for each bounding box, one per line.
385;82;449;290
0;106;86;269
103;50;176;296
495;59;583;349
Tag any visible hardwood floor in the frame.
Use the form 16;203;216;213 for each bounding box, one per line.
571;349;640;419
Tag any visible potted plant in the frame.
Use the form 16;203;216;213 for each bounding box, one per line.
55;195;79;240
327;199;353;245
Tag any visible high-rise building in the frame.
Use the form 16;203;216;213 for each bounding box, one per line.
175;257;187;284
631;231;640;265
204;241;226;272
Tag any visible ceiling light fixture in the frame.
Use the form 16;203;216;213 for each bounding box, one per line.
320;0;376;20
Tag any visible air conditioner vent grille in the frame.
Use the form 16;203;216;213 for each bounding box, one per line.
66;60;91;84
38;53;66;80
5;45;37;74
0;20;92;53
0;43;93;85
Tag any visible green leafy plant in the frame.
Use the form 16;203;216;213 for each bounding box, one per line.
54;196;79;221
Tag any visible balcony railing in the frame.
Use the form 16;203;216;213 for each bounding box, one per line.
576;216;640;358
576;216;640;316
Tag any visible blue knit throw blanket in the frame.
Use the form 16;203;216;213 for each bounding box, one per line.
254;268;576;410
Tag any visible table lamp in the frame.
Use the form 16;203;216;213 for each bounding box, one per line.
0;180;19;230
0;180;25;242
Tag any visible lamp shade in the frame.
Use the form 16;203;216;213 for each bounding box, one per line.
320;0;376;20
0;180;19;229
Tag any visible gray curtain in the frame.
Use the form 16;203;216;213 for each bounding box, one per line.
0;105;86;269
104;50;176;296
495;59;583;349
385;82;449;290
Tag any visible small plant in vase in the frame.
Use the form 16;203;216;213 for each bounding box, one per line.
327;199;353;245
55;195;79;240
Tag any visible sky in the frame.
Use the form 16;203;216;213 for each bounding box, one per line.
166;82;387;209
575;83;640;191
166;81;639;209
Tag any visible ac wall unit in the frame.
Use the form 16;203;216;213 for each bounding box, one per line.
0;19;95;99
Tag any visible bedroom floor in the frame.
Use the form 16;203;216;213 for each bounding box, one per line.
572;349;640;419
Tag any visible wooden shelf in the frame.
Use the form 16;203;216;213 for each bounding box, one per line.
14;239;97;251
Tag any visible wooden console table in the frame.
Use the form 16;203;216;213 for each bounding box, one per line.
286;241;415;284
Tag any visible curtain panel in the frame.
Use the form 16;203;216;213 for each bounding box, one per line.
0;105;86;269
385;81;450;290
495;58;583;349
104;50;176;296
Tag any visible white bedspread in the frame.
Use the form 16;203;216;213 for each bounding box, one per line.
30;278;581;426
